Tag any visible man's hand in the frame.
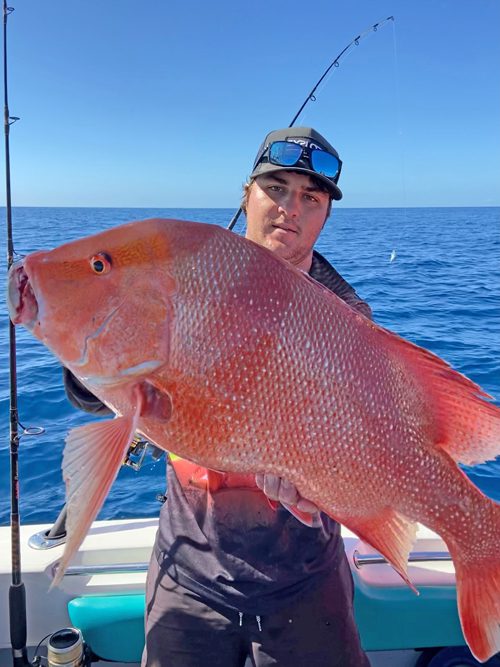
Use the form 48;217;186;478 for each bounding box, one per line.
255;473;322;528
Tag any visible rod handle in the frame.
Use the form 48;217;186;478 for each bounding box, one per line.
9;582;27;651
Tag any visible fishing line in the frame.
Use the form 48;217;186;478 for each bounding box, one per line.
227;16;395;232
388;17;408;264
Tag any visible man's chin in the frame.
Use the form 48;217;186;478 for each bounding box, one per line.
265;237;291;255
264;239;298;263
263;238;310;271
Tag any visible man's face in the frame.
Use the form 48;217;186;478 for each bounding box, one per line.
245;171;331;271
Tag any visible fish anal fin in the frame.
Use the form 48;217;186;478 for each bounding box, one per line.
343;507;418;593
52;412;138;587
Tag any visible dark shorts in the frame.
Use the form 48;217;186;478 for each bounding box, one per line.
142;553;370;667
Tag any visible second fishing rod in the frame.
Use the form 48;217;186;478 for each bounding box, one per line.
227;16;394;231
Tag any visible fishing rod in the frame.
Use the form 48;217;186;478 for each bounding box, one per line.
227;16;395;231
3;3;30;666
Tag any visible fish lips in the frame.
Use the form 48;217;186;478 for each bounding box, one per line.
8;261;39;329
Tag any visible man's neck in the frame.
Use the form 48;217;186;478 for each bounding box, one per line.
293;253;313;273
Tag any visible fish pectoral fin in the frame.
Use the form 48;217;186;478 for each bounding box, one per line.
52;412;139;587
343;508;419;593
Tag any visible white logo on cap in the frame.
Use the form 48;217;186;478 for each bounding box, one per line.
287;138;324;151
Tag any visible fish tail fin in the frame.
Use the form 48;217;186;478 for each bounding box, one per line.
448;502;500;663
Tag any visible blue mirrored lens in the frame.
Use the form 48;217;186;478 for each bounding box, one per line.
269;141;302;166
310;149;340;178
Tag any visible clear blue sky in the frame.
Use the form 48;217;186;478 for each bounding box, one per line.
2;0;500;208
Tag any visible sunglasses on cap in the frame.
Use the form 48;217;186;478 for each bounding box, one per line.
261;140;342;183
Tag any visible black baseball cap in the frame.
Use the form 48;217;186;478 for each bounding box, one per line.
250;127;343;201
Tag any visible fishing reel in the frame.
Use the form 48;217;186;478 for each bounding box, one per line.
123;433;164;471
31;628;93;667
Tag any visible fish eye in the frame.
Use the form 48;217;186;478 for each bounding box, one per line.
90;252;112;274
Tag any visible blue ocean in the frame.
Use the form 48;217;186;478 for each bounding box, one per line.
0;206;499;526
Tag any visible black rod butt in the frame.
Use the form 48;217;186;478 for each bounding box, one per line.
9;582;28;648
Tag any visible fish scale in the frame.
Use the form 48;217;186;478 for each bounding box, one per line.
7;217;500;663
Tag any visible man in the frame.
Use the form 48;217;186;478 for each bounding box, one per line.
65;127;371;666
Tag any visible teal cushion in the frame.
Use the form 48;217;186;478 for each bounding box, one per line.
68;595;146;662
353;571;464;651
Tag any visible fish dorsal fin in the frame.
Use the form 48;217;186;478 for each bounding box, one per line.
303;264;500;466
52;405;140;586
375;324;500;466
304;264;500;465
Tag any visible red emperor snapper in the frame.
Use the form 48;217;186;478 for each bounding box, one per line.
7;218;500;663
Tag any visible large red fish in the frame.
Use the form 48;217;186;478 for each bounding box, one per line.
7;218;500;662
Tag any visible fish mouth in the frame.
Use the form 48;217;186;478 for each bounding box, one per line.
8;261;39;328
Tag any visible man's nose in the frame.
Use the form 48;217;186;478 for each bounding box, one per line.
278;192;300;218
